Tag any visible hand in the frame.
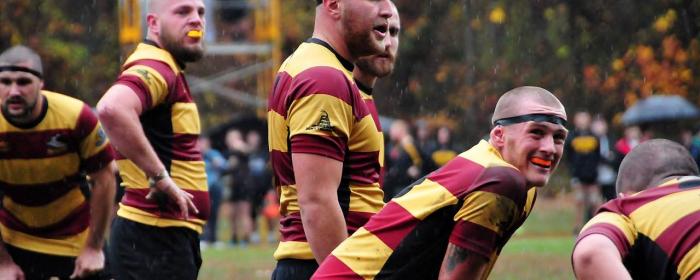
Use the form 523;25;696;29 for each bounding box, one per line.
146;177;199;220
0;261;24;280
70;247;104;279
407;165;420;178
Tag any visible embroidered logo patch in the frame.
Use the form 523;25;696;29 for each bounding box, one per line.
306;110;333;132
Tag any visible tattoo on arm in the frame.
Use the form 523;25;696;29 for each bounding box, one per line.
446;245;471;273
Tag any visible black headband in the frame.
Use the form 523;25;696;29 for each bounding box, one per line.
493;113;567;127
0;65;43;79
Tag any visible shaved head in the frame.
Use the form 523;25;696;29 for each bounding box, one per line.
617;139;699;194
146;0;167;14
0;45;43;78
492;86;566;124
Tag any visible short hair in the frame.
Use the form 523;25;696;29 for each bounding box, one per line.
491;86;566;124
0;45;43;77
616;139;699;193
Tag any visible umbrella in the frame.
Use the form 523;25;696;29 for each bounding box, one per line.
621;95;700;126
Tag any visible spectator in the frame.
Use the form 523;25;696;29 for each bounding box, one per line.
591;117;616;201
565;111;601;233
431;125;459;168
199;135;227;248
384;119;423;200
245;130;273;244
224;129;253;246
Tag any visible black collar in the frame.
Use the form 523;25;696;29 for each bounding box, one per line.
354;79;373;95
306;38;354;72
143;39;186;70
3;94;48;129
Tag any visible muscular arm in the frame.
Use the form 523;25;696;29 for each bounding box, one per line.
71;162;117;279
572;234;631;280
97;84;197;218
96;84;163;177
293;153;346;264
438;243;490;280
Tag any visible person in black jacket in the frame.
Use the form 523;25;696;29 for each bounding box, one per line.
564;111;601;233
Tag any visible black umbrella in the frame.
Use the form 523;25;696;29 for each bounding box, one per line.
622;95;700;126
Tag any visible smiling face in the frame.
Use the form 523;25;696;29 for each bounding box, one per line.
149;0;206;63
340;0;394;59
496;121;568;186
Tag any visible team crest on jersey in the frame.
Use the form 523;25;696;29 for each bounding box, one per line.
47;134;68;155
306;110;333;132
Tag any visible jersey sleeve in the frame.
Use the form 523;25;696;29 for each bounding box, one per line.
575;210;636;258
448;168;527;259
115;60;174;111
287;67;354;161
76;105;115;173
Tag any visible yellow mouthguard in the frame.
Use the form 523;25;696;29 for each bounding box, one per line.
187;30;203;38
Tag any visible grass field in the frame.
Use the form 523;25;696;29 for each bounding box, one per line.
199;194;577;279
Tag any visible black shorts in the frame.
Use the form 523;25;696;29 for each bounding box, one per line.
271;259;319;280
6;244;109;280
109;217;202;280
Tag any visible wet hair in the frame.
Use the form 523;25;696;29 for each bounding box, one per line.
0;45;43;78
616;139;699;193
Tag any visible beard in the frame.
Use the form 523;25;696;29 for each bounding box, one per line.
2;95;37;123
342;10;384;59
160;29;204;63
355;55;395;78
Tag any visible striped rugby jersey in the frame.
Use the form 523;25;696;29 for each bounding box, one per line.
313;140;537;279
268;38;385;260
112;41;209;233
576;176;700;279
0;90;114;256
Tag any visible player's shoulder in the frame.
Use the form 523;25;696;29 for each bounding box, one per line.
122;42;180;76
281;41;353;83
42;90;88;112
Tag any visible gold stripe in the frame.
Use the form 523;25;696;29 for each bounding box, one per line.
171;102;201;134
454;191;518;233
279;185;299;214
0;91;82;132
580;212;637;246
459;140;515;169
0;222;88;257
403;141;422;166
170;160;207;191
117;204;204;233
288;94;353;140
333;227;393;279
392;179;458;220
273;241;314;260
122;65;168;107
281;42;353;81
268;110;288;152
347;115;383;153
3;188;85;228
523;187;537;217
678;243;700;279
79;123;111;159
117;159;148;188
0;154;79;185
124;43;180;75
348;183;384;213
629;189;700;240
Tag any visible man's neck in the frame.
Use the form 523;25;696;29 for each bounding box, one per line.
313;14;354;63
353;70;378;89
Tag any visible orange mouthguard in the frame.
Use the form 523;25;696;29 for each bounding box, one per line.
530;157;552;167
187;30;203;38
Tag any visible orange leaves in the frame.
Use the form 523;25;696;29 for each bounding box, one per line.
653;9;677;33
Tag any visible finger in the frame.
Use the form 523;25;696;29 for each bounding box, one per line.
146;188;155;200
178;197;189;220
187;197;199;214
69;263;81;279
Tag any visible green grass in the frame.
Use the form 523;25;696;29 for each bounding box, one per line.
200;195;578;279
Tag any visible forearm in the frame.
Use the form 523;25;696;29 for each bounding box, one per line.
439;243;489;280
300;198;348;264
85;163;117;249
572;234;631;280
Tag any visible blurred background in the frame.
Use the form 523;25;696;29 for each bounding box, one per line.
2;0;700;279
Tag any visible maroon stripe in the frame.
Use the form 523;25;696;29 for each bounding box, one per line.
612;183;684;213
313;255;365;279
363;99;382;132
449;220;499;259
471;167;529;209
363;202;420;249
291;134;347;162
344;151;381;185
270;150;295;187
116;77;152;111
345;211;375;234
268;73;293;117
0;179;81;206
576;223;632;257
173;76;193;103
654;210;700;267
170;133;203;161
0;202;89;238
120;188;210;221
427;157;485;196
0;129;77;159
72;104;98;140
287;66;354;106
278;212;306;242
82;146;115;174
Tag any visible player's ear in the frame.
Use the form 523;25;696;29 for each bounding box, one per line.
324;0;342;20
490;126;505;147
